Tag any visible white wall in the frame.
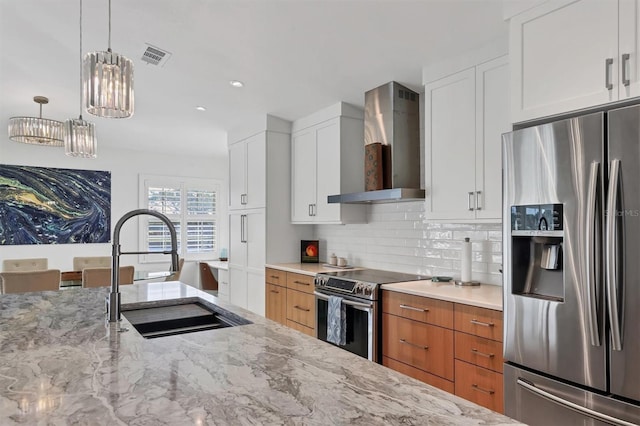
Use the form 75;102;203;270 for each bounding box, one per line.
0;139;228;288
314;201;502;286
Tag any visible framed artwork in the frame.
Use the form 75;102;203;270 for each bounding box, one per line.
0;165;111;245
300;240;319;263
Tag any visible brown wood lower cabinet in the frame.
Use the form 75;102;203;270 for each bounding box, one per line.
265;282;286;325
286;319;315;337
286;288;315;329
383;356;454;393
454;359;504;413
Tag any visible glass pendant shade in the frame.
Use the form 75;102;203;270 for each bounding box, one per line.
7;96;64;146
64;117;97;158
84;49;134;118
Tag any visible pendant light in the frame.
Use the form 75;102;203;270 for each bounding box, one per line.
65;0;97;158
8;96;65;146
83;0;134;118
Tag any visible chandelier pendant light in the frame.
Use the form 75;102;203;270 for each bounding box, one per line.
84;0;134;118
8;96;65;146
65;0;97;158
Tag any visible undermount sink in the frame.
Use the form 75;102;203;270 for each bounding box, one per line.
122;300;251;339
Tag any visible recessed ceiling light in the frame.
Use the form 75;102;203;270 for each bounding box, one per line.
196;106;206;111
230;80;244;88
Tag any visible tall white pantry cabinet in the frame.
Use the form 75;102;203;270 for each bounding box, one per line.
227;115;309;316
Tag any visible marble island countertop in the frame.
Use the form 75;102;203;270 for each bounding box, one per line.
0;282;519;425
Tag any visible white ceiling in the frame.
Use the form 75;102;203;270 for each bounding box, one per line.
0;0;507;158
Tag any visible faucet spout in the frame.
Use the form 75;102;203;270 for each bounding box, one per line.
107;209;179;322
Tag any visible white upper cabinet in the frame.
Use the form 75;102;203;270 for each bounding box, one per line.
291;102;366;224
228;133;266;210
424;55;509;222
510;0;640;123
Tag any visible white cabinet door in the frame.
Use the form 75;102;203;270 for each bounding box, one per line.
510;0;619;123
425;68;476;220
315;119;342;222
245;133;266;209
229;266;247;309
475;56;510;220
246;271;265;316
291;129;316;222
228;142;246;210
246;209;266;271
619;0;640;99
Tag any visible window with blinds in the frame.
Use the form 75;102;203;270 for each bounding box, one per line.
141;177;220;261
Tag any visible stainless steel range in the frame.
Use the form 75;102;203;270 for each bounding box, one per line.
314;269;430;362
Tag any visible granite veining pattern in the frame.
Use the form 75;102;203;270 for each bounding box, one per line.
0;282;520;425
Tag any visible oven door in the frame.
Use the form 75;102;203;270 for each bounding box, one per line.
314;290;378;362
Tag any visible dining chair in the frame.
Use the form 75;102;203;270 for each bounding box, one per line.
2;258;48;272
0;269;61;294
164;258;185;282
73;256;111;271
82;266;135;288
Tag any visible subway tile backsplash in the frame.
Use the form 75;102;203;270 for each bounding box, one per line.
313;201;503;286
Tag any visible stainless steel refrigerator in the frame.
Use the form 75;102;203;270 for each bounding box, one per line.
502;104;640;426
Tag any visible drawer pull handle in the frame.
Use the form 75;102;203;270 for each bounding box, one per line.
294;280;310;286
471;384;495;395
399;339;428;350
399;304;428;312
270;275;280;279
270;290;280;294
471;348;495;358
294;305;310;312
470;319;494;327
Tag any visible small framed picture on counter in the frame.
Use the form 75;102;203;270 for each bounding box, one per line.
301;240;319;263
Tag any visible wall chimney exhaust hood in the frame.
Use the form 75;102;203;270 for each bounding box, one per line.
328;81;424;204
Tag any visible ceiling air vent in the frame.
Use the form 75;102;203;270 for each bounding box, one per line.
141;44;172;67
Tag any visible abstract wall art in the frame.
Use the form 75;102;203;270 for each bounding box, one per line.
0;165;111;245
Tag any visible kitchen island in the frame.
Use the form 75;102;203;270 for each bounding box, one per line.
0;282;520;425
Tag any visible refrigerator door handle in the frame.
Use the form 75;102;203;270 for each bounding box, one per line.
585;161;601;347
517;378;636;426
606;159;623;351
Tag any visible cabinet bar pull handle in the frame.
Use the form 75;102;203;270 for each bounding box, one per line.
475;191;482;210
308;204;313;217
471;348;495;358
471;384;495;395
312;204;316;216
399;339;428;350
294;280;310;286
399;304;428;312
294;305;310;312
270;275;279;279
468;192;474;211
622;53;630;86
470;319;494;327
270;290;280;294
605;58;614;90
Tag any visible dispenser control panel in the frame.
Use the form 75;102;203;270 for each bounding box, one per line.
511;204;563;231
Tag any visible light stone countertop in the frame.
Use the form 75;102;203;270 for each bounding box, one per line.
0;281;520;425
206;260;229;270
265;262;365;276
381;280;503;311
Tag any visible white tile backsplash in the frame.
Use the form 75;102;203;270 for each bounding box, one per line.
313;201;503;285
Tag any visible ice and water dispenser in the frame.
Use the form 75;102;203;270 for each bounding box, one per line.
510;204;564;301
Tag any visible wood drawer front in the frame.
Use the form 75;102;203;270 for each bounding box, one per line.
265;283;286;325
286;288;315;329
455;332;503;373
382;313;454;381
383;356;454;394
382;290;453;328
454;304;503;341
286;320;315;337
286;272;314;294
454;360;504;413
265;268;286;286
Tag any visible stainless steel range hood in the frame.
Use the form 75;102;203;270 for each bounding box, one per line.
328;81;425;204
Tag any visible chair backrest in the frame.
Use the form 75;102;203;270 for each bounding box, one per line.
164;258;185;282
2;258;48;272
0;269;61;294
82;266;135;288
73;256;111;271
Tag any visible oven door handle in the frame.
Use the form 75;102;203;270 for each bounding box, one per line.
314;291;373;311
